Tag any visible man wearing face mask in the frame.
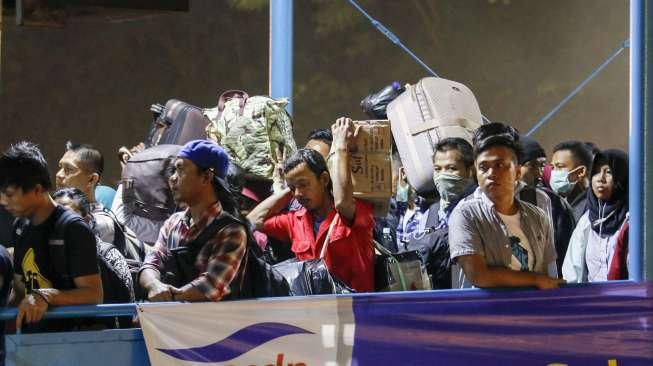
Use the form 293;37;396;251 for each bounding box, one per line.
550;141;594;222
516;136;576;275
406;138;476;289
395;166;432;251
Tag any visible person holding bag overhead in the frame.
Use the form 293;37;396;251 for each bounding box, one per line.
248;117;375;292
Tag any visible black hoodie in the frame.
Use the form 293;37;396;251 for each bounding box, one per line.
587;149;628;236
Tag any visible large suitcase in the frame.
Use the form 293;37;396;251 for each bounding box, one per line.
147;99;209;147
387;77;482;194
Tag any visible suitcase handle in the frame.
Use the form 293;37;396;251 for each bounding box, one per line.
217;90;249;119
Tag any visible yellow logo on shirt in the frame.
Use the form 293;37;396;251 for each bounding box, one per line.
22;248;52;291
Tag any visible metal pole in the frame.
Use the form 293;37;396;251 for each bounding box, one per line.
629;0;653;282
269;0;293;115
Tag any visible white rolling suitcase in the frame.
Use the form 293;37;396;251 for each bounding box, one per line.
387;77;482;194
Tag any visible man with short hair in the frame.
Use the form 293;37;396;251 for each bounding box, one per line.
407;138;476;289
56;142;114;243
305;128;333;159
56;142;144;261
517;136;576;274
449;123;562;289
550;140;593;221
139;140;248;302
248;117;375;292
0;142;103;330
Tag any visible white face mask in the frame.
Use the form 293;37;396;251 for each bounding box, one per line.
550;167;580;196
433;172;471;209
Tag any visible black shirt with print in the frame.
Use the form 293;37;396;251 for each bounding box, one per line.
13;206;99;291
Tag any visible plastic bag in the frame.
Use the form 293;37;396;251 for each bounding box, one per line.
360;81;405;119
272;258;354;296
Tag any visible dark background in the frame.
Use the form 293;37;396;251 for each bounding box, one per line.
0;0;628;186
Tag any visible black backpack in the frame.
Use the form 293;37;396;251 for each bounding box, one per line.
121;144;182;222
161;212;290;299
14;209;134;304
95;208;148;262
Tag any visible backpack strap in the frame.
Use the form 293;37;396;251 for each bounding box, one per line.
185;213;243;251
49;208;84;281
102;207;144;261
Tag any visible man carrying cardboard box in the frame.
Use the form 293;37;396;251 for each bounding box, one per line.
247;117;375;292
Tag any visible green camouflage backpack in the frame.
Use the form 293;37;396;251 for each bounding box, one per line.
204;90;297;179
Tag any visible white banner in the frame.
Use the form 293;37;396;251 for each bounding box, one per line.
139;296;355;366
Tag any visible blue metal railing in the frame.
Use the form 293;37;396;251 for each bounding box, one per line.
0;281;636;323
0;303;137;322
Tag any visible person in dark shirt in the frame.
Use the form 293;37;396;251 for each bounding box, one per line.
0;141;102;330
550;140;594;221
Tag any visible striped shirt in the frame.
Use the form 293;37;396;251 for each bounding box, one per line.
141;201;247;301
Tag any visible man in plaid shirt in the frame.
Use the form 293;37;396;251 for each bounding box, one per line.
138;140;247;302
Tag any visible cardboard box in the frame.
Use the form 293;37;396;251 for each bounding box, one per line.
349;120;392;216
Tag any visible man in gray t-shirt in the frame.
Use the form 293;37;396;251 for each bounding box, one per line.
449;123;563;289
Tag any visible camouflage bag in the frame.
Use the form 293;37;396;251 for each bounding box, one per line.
204;90;297;179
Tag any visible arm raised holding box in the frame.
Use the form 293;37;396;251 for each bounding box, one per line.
329;117;360;224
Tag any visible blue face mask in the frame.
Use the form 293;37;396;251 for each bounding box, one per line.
550;169;577;196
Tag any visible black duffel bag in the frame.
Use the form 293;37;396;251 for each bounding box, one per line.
272;214;354;296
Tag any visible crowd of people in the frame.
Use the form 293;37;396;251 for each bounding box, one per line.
0;117;630;330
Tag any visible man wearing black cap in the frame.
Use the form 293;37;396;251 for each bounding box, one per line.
517;136;576;274
448;123;563;289
138;140;248;302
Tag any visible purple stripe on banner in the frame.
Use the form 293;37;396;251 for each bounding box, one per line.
352;282;653;366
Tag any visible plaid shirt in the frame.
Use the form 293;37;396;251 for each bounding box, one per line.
141;201;247;301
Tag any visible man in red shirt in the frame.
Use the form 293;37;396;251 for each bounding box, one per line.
248;117;375;292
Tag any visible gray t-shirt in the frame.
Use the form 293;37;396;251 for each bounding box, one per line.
449;188;557;288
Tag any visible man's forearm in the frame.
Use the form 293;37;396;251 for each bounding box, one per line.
328;149;356;221
471;266;543;288
139;267;162;291
37;286;102;306
247;188;293;230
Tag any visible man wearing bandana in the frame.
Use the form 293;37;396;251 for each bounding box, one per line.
406;138;476;289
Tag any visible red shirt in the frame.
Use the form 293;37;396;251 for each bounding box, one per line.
262;199;375;292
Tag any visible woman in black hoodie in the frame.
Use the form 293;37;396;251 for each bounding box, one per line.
562;149;629;282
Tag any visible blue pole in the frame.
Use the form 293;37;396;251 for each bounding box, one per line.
629;0;653;282
269;0;293;115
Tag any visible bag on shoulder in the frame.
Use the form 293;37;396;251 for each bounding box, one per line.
49;209;134;304
204;90;297;179
160;212;290;299
94;208;147;262
271;214;354;296
121;144;182;222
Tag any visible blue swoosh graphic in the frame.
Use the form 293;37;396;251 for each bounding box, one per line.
157;322;314;362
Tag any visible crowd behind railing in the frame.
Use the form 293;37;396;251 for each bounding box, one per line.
0;91;629;334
